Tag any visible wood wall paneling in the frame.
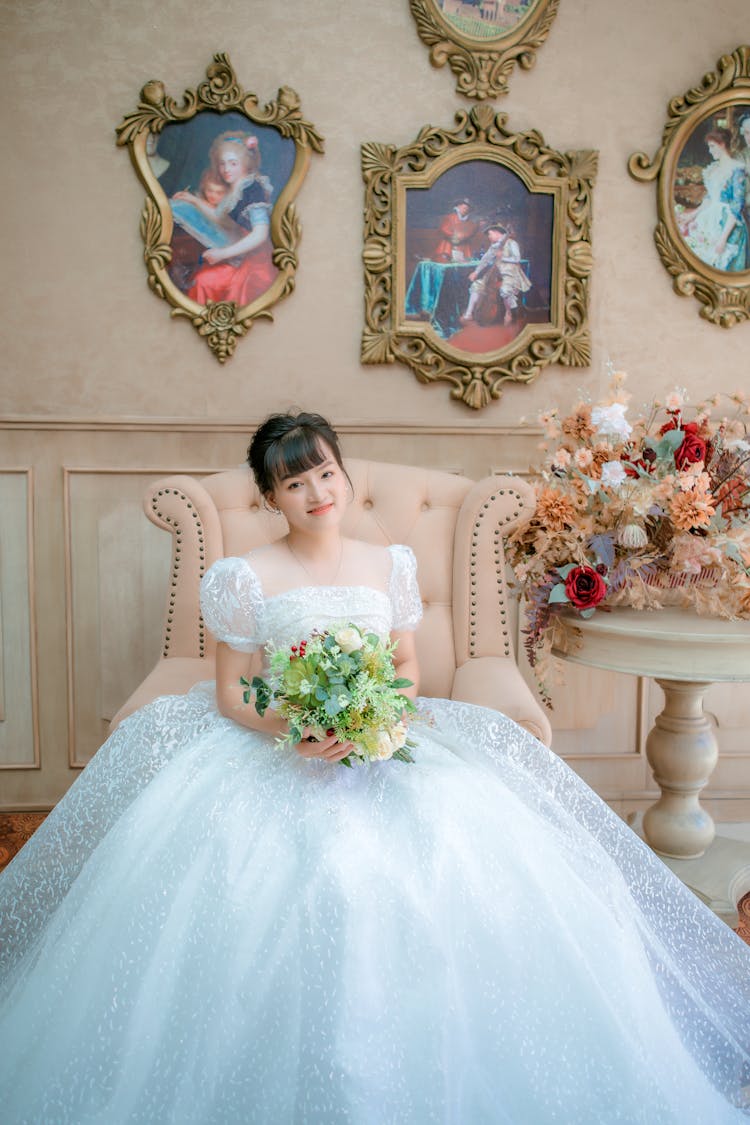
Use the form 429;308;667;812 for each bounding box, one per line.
0;470;38;771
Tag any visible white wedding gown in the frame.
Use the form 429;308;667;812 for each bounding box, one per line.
1;546;749;1124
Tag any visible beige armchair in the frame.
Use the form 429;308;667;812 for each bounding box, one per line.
111;460;551;746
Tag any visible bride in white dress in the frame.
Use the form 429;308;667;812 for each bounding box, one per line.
1;411;749;1124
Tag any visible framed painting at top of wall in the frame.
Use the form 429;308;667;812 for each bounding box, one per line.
116;54;323;362
409;0;560;100
629;46;750;328
362;105;596;410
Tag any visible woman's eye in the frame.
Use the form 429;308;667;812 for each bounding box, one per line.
322;470;334;479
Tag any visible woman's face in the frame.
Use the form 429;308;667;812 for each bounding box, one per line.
267;442;349;532
707;139;726;161
217;145;248;185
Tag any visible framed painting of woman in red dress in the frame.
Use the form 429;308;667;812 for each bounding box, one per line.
116;54;323;362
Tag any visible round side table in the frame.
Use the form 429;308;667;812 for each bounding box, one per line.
553;606;750;860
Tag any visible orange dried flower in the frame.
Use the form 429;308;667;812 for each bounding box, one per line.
669;488;716;531
585;444;613;481
561;404;595;442
535;487;578;531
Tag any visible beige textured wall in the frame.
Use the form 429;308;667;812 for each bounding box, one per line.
1;0;748;424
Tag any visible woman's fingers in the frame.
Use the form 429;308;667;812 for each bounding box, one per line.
321;742;353;762
295;734;353;762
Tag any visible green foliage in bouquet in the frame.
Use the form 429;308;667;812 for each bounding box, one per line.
242;623;416;766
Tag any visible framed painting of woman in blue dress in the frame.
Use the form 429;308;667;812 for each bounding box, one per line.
362;106;596;410
629;47;750;329
116;54;323;362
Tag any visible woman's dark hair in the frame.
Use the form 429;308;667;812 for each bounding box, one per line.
705;128;731;152
247;411;348;496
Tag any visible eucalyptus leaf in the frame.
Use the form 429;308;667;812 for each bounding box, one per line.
548;583;571;605
555;563;577;579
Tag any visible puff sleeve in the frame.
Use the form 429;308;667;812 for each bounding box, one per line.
199;557;264;653
388;544;423;632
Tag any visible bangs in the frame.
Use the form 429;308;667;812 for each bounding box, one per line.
265;428;328;484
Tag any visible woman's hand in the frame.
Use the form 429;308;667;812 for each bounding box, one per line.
294;730;354;763
202;246;228;266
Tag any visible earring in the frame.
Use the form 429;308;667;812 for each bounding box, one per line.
263;499;280;514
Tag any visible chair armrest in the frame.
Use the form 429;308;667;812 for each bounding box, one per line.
109;657;214;731
143;475;225;660
452;475;536;666
450;656;552;746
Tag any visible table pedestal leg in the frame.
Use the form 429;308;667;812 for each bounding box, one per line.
643;679;718;860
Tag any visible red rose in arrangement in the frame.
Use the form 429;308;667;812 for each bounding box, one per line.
565;566;607;609
674;431;708;470
660;419;708;470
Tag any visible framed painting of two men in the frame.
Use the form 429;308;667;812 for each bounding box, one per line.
362;106;596;410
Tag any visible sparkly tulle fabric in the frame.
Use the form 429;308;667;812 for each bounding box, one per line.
1;547;749;1123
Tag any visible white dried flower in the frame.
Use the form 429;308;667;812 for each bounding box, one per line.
618;523;649;549
591;402;632;441
600;460;627;489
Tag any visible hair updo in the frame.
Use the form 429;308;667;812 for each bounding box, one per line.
705;127;731;152
247;411;348;497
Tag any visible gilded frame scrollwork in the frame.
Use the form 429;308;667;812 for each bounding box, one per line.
409;0;559;101
361;105;596;411
116;54;323;362
629;46;750;328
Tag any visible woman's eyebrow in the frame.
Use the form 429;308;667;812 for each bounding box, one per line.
279;459;335;482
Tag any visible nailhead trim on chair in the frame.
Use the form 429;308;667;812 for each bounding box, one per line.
469;488;524;660
151;488;207;659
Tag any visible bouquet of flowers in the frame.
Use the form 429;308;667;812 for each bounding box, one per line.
506;370;750;706
243;623;416;766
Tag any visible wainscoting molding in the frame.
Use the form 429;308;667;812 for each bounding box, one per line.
0;469;39;771
1;417;748;819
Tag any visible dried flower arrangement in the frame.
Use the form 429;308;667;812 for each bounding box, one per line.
506;371;750;705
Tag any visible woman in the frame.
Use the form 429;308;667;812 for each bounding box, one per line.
0;412;749;1123
678;128;748;272
173;130;278;307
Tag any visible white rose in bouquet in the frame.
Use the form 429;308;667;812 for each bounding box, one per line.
334;626;364;655
370;730;395;761
389;720;408;751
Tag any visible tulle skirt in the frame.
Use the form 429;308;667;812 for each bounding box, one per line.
1;688;748;1123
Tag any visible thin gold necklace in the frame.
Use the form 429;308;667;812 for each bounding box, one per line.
286;537;345;586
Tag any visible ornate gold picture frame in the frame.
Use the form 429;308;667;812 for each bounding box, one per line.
409;0;560;100
629;46;750;328
116;54;323;362
362;106;596;410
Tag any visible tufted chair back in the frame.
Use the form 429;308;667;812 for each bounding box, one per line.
110;460;551;745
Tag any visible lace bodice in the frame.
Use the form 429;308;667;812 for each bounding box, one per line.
200;543;422;655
